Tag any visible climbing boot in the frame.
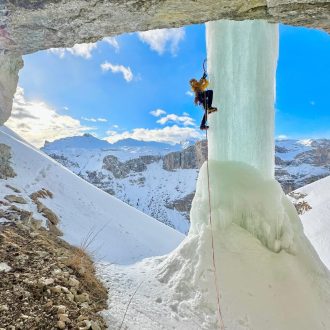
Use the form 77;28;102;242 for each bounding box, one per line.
200;125;209;131
207;107;218;114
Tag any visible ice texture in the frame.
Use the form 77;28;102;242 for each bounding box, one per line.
190;161;296;253
206;20;278;179
199;20;293;252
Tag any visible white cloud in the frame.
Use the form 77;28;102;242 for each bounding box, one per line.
81;117;108;123
103;37;120;52
138;28;185;55
157;114;195;126
101;62;134;82
276;134;289;140
105;130;118;136
48;42;97;59
63;106;69;111
48;48;66;58
6;87;93;148
186;91;194;97
150;109;166;117
104;125;201;145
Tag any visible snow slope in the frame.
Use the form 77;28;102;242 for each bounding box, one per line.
0;126;184;264
289;175;330;269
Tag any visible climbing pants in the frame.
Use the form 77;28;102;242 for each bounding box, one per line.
198;90;213;129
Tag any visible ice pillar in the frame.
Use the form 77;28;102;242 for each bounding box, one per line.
190;20;284;248
206;20;278;179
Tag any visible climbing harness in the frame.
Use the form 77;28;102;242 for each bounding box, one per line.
204;59;225;330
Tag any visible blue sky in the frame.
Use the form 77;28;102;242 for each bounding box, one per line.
7;23;330;147
277;25;330;139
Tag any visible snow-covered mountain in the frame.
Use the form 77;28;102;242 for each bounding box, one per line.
42;134;202;234
275;139;330;192
42;134;330;234
0;126;184;264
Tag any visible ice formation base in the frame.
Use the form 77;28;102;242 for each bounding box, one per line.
156;160;330;330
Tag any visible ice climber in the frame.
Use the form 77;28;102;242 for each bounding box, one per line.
190;72;217;130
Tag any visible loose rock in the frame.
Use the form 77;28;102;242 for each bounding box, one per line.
4;195;27;204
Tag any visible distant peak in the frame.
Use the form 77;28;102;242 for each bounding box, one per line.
83;133;94;138
298;139;314;147
42;134;111;150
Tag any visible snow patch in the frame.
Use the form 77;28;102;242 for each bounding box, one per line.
290;175;330;269
0;262;12;272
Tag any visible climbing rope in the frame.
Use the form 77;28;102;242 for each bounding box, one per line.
205;99;225;330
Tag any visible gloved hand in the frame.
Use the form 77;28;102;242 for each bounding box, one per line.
202;72;207;79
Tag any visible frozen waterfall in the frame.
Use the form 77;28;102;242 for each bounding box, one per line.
206;20;278;179
190;21;294;253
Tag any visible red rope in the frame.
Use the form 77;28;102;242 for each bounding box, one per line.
205;113;225;330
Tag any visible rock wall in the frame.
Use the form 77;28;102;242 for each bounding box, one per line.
103;155;161;179
163;140;207;171
0;55;23;124
0;143;16;179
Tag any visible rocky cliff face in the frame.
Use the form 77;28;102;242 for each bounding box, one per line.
0;55;23;124
0;0;329;124
0;143;16;179
103;155;161;179
163;140;207;171
275;139;330;192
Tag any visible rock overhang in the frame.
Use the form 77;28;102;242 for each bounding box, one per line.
1;0;330;56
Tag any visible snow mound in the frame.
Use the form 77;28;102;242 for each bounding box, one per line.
0;126;184;264
98;161;330;329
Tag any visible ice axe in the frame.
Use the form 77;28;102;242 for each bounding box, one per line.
203;58;207;76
